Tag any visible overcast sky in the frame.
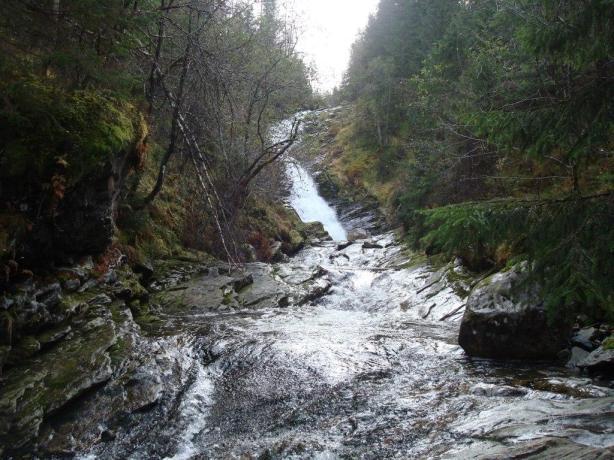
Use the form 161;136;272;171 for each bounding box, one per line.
277;0;380;93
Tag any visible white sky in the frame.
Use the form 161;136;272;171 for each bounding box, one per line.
278;0;380;93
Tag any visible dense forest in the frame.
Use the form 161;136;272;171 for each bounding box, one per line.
337;0;613;321
1;1;614;458
1;0;315;276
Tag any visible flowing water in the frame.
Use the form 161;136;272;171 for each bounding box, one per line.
286;162;347;241
83;118;613;460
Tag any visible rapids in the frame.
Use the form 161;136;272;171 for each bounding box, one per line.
81;114;613;460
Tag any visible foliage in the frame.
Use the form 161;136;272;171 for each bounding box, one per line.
339;0;614;320
0;0;315;268
0;76;141;188
420;194;614;321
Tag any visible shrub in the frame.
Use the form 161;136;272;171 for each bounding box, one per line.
420;194;614;321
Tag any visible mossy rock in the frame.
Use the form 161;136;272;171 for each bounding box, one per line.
0;77;144;186
128;300;150;318
0;76;148;265
8;336;41;362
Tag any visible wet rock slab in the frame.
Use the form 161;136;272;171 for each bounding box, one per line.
0;306;120;451
450;397;614;459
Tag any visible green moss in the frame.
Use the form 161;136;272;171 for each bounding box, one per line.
603;336;614;350
0;76;143;187
5;335;41;366
128;300;150;318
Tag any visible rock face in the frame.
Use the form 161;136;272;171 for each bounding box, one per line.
458;266;570;360
30;173;116;262
0;87;147;266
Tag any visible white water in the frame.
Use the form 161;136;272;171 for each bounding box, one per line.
80;112;614;459
286;162;347;241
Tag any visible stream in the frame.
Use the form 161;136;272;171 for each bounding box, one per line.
77;119;614;460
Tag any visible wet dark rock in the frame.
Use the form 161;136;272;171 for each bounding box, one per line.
113;276;149;303
469;383;528;397
520;377;613;398
231;273;254;292
329;253;350;262
242;243;258;262
458;266;571;360
134;260;155;280
0;311;118;452
298;279;332;305
578;346;614;375
155;263;287;312
270;241;290;262
0;292;156;457
62;278;81;292
277;296;290;308
56;298;87;318
35;283;62;309
36;324;72;348
102;269;119;285
453;397;614;459
303;221;331;241
455;437;614;459
6;335;41;365
362;241;383;249
336;241;353;251
56;258;94;283
78;278;99;293
571;327;600;351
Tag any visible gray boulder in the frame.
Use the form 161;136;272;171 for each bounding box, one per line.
458;266;570;360
347;228;368;241
578;346;614;375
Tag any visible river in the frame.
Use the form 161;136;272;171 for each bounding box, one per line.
80;117;613;460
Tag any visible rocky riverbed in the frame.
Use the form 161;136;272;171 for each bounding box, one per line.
0;111;613;459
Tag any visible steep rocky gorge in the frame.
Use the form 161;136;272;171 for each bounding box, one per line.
0;110;612;459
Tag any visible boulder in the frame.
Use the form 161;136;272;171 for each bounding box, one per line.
571;327;599;351
458;266;570;360
336;241;353;251
567;346;590;368
303;221;331;241
347;228;368;241
578;345;614;375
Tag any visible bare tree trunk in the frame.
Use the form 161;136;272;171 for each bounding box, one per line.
140;8;192;207
147;0;169;115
